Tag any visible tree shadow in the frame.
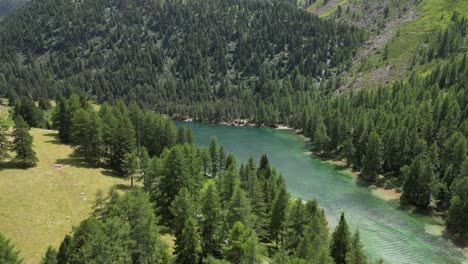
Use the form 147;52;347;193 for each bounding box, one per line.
113;183;132;191
56;158;101;169
43;132;62;145
100;169;123;179
0;161;35;170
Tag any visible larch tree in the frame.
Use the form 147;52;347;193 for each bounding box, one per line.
345;230;367;264
362;131;383;181
0;233;22;264
330;213;351;264
12;116;38;166
0;120;11;163
314;121;331;155
175;216;202;264
40;246;57;264
200;182;223;258
270;186;289;247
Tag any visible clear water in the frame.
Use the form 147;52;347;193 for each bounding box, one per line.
178;122;468;264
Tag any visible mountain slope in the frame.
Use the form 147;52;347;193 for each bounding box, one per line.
309;0;468;90
0;0;365;112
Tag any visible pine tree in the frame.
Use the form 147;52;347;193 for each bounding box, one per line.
314;121;330;155
219;146;226;171
122;150;138;187
200;183;223;258
362;131;383;181
40;246;57;264
210;137;219;177
226;185;253;229
330;213;351;264
223;221;252;264
219;166;240;205
156;146;189;225
12;116;38;166
0;233;22;264
0;120;11;163
201;148;212;176
401;155;435;208
171;188;195;238
345;230;367;264
175;216;202;264
270;186;289;247
447;168;468;238
56;235;71;264
286;199;307;250
295;211;333;264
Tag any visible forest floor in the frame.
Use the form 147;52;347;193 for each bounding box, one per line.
0;129;129;263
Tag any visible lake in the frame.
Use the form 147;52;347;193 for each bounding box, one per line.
178;122;467;264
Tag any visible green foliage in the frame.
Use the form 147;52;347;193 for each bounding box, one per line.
225;185;253;230
330;213;351;264
175;216;202;264
0;0;365;121
200;183;223;258
362;131;383;181
40;246;57;264
0;232;22;264
345;230;367;264
401;155;435;208
0;120;11;162
13;96;44;128
11;116;37;166
59;190;167;264
270;186;289;247
447;162;468;238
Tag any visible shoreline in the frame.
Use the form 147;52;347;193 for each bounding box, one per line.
174;117;467;250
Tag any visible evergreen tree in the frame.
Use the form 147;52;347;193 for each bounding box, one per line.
122;150;138;187
200;183;223;258
219;166;240;205
223;221;261;264
270;186;289;247
286;199;307;250
447;171;468;238
171;188;196;238
175;216;202;264
314;121;330;155
330;213;351;264
226;185;253;229
401;155;435;208
156;146;189;225
295;211;333;264
0;233;22;264
11;116;38;166
56;235;71;264
0;120;11;163
210;137;219;177
40;246;57;264
345;230;367;264
201;148;212;176
219;146;226;171
362;131;383;181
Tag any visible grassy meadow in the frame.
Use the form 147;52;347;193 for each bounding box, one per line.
0;127;129;263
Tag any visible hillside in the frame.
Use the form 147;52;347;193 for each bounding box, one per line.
309;0;468;90
0;0;366;116
0;127;129;263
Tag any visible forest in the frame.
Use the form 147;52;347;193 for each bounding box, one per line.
0;95;375;263
0;0;466;261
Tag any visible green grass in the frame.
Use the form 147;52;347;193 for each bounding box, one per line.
0;129;129;263
320;0;348;17
370;0;466;69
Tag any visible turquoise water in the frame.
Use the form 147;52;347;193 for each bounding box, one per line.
178;122;467;264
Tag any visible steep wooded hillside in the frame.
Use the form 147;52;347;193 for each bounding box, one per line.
0;0;365;112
